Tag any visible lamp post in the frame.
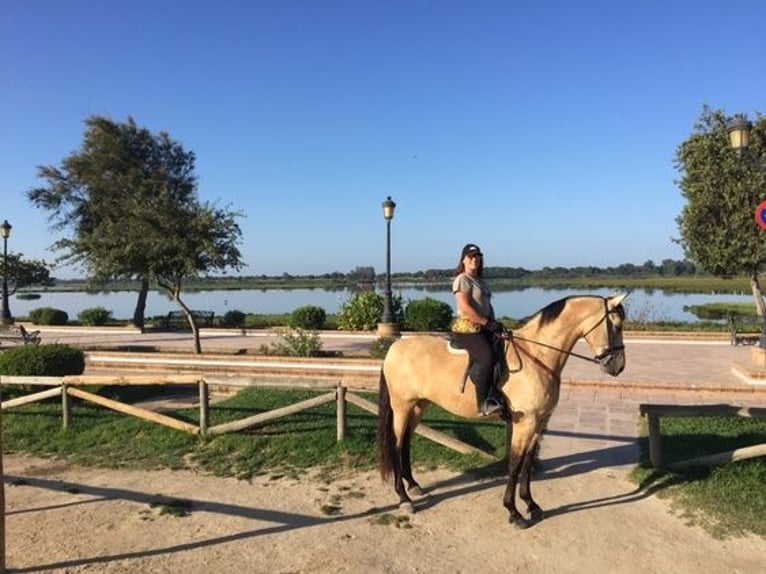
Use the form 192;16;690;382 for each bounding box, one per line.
378;196;399;337
0;220;11;326
727;115;766;349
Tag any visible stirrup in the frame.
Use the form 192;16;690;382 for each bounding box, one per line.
478;397;502;417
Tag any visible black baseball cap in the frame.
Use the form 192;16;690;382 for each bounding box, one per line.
461;243;483;257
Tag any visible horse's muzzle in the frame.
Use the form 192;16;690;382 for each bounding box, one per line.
597;348;625;376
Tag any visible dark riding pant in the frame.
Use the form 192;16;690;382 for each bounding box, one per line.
451;330;496;402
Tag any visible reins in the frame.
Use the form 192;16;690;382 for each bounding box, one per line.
507;333;604;365
504;336;559;379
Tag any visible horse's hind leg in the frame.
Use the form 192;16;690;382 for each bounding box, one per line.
518;436;543;523
391;405;416;512
401;403;426;496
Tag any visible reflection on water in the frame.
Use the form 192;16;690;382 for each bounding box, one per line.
8;286;755;323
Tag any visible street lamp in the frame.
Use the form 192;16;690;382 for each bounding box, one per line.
727;114;752;152
726;114;766;348
1;219;12;325
378;196;399;337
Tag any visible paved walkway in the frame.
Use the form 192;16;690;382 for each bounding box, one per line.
26;327;766;471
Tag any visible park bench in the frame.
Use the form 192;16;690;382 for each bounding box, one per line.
0;324;42;349
639;403;766;469
727;315;761;346
164;310;215;329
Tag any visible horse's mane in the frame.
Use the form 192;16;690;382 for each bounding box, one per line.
531;295;609;327
537;297;569;326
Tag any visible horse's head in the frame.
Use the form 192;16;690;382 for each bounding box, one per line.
581;293;628;376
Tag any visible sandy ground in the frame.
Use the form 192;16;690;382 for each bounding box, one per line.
3;453;764;574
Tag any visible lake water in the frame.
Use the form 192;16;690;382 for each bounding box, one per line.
8;286;755;323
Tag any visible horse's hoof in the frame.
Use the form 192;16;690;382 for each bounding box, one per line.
509;515;530;529
529;506;544;523
408;485;424;497
399;501;415;514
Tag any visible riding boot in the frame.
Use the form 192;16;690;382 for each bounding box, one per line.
472;368;501;417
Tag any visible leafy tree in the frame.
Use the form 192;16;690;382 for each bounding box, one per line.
28;116;244;351
675;105;766;332
3;254;53;296
348;266;376;283
150;201;244;352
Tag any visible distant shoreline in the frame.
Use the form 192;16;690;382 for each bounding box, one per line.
20;274;753;295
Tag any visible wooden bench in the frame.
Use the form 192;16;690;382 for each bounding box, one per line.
639;403;766;469
727;315;761;346
164;310;215;329
0;324;42;349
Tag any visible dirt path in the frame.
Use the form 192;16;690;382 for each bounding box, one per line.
3;453;764;573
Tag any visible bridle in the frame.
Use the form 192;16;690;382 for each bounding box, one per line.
506;297;625;369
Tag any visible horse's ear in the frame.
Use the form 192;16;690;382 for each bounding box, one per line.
608;292;629;307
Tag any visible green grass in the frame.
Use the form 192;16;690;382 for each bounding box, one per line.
632;416;766;538
1;386;506;481
149;497;193;518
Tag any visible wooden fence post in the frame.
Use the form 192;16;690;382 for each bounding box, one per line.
61;383;71;430
647;413;662;468
199;379;209;435
336;383;347;442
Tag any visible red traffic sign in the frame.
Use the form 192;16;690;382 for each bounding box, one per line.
756;201;766;230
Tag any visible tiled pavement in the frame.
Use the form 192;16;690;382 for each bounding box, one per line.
549;338;765;470
32;327;766;471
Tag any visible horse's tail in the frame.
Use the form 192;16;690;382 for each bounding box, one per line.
376;367;396;482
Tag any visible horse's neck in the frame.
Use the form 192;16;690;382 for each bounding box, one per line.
512;309;586;373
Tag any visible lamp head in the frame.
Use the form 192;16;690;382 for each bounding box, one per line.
0;220;11;239
727;114;752;151
382;196;396;221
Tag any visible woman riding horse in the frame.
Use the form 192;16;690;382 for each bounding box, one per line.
377;293;628;528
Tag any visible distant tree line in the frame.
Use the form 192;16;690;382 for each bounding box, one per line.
47;258;701;289
205;258;703;284
389;258;699;282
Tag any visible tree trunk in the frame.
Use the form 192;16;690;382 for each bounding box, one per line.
749;273;766;348
177;298;202;354
132;277;149;333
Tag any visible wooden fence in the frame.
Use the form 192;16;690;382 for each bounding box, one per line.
0;374;495;459
639;403;766;469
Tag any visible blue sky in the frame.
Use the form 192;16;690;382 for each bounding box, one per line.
2;1;765;278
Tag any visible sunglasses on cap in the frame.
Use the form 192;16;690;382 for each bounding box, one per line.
467;252;483;259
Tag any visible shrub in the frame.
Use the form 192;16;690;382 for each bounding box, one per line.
274;328;323;357
78;306;113;326
221;309;247;328
16;293;41;301
0;344;85;376
289;305;326;330
338;292;403;331
370;337;397;359
404;297;454;332
244;313;289;329
29;307;69;326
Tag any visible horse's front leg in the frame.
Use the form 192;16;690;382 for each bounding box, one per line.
518;438;543;523
502;421;531;529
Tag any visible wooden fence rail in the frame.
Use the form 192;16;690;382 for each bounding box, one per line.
639;403;766;469
0;374;495;459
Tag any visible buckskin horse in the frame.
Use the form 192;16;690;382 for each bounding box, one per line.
377;293;628;528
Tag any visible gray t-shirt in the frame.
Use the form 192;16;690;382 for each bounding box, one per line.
452;273;494;320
